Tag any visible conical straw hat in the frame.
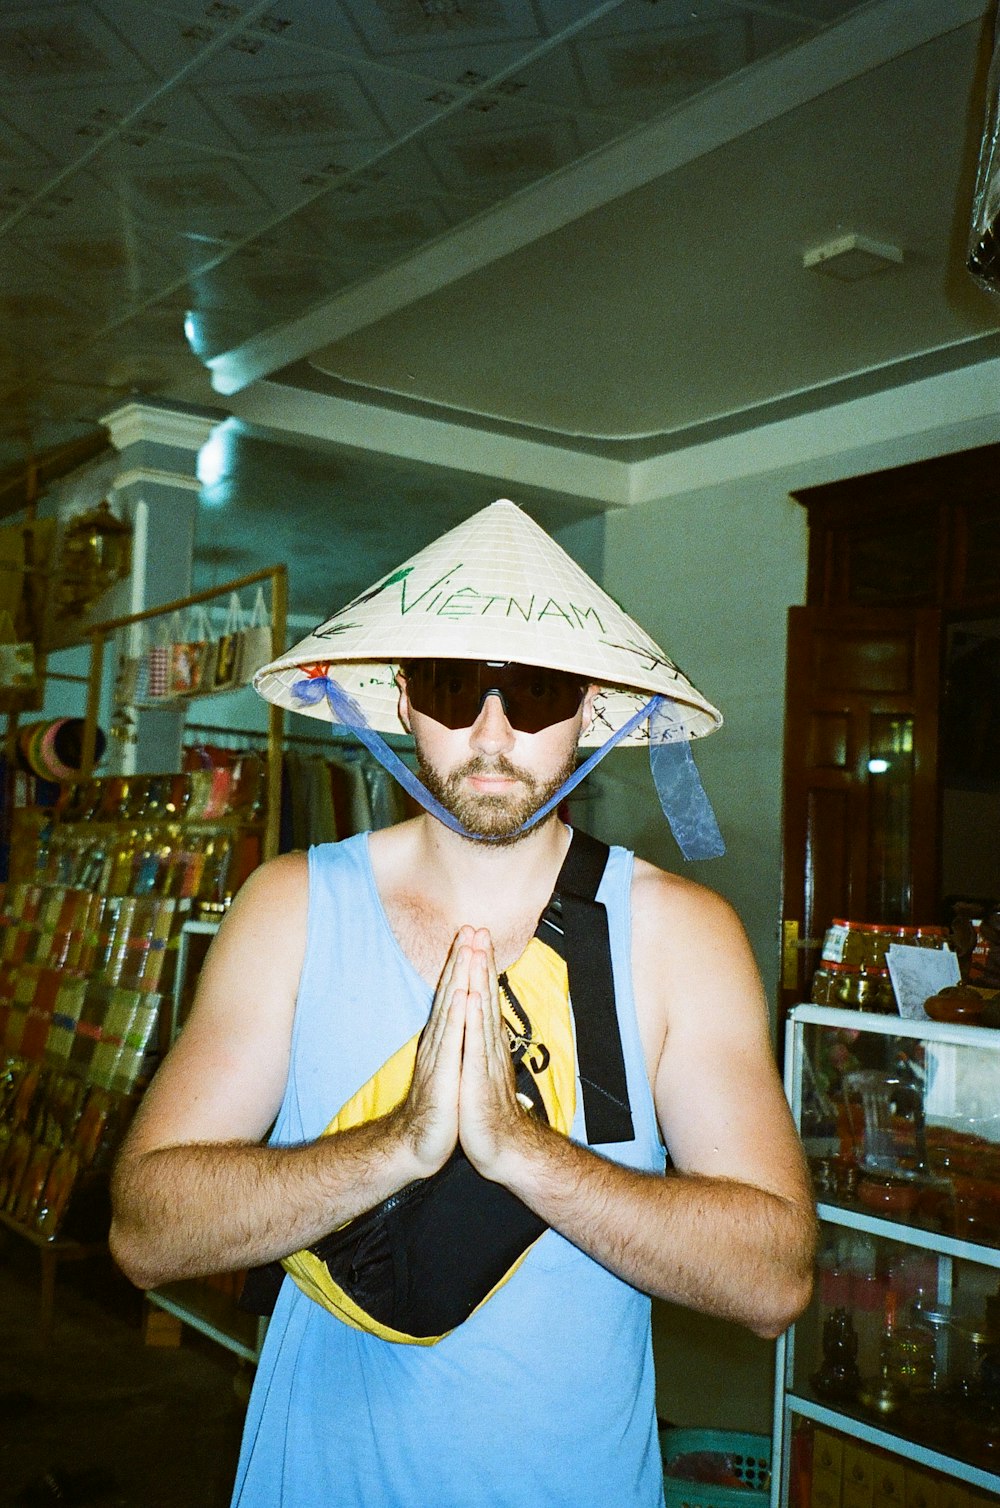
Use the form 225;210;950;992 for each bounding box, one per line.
254;498;722;748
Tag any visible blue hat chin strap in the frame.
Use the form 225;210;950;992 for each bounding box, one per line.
291;675;723;859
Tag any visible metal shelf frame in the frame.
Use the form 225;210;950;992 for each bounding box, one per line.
773;1004;1000;1508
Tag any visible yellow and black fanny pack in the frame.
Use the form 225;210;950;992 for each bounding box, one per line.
240;830;633;1343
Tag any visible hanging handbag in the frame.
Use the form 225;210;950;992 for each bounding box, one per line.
169;604;210;697
144;613;175;701
210;592;243;692
236;585;272;685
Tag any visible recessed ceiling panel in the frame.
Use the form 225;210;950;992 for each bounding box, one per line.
310;22;996;441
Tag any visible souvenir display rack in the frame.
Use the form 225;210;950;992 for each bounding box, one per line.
81;564;287;865
773;1005;1000;1507
0;760;270;1339
0;568;286;1340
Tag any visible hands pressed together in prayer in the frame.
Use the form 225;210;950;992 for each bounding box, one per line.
395;927;539;1186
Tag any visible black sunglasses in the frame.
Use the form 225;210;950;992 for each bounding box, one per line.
402;660;588;734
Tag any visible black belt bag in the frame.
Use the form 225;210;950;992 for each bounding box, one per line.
240;830;633;1340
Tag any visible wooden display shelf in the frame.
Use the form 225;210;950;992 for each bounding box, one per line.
0;1208;106;1344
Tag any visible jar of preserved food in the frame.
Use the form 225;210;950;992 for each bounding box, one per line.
833;964;896;1013
823;919;907;973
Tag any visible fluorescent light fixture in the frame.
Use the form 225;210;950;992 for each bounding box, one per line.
867;757;890;774
803;233;904;281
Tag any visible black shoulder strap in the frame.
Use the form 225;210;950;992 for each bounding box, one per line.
545;829;634;1145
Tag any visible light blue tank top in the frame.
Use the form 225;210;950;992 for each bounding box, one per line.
232;832;667;1508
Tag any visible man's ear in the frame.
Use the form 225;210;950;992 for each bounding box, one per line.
579;684;600;734
395;669;412;734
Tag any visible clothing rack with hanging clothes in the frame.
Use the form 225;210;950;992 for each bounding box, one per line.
181;724;413;853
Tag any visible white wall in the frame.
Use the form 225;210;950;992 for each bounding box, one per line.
591;360;1000;1433
595;478;807;1000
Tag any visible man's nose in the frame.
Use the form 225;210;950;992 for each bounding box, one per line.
469;692;516;754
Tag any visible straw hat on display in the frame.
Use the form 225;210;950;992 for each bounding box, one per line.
254;499;725;857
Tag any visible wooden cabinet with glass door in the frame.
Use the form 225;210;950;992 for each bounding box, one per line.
781;445;1000;1037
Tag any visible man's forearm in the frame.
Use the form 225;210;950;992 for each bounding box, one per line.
501;1122;817;1338
109;1115;419;1289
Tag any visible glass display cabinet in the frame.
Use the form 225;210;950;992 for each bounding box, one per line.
773;1004;1000;1507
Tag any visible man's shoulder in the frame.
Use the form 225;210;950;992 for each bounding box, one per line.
226;849;309;920
629;854;742;935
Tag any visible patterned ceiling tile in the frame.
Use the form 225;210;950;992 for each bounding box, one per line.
88;1;312;87
469;40;626;124
372;34;593;126
232;217;376;272
1;231;108;309
230;139;391;215
421;112;584;196
0;293;93;355
6;165;145;243
339;59;486;136
572;14;756;117
11;238;185;327
0;111;56;172
292;136;452;211
103;155;279;240
275;144;455;256
0;3;155;94
0;79;168;173
286;193;454;266
193;66;389;149
536;0;724;36
81;84;247;162
100;303;196;351
230;259;353;317
262;204;373;268
117;0;374;65
338;0;543;60
337;202;452;256
145;20;352;88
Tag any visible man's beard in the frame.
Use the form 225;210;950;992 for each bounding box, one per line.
415;746;578;844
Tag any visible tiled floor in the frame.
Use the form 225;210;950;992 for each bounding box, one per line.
1;1236;246;1507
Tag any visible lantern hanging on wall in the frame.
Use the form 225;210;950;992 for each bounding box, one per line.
56;499;132;615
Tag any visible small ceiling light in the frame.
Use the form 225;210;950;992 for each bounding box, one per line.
867;757;890;775
803;233;904;281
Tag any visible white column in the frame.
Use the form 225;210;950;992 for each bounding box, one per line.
100;401;220;774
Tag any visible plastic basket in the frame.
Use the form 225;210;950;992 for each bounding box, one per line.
661;1428;771;1508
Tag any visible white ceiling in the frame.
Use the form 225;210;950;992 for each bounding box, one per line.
1;0;998;530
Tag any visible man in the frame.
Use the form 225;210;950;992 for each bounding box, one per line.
110;500;815;1507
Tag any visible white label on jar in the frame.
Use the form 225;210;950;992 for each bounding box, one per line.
822;923;848;963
